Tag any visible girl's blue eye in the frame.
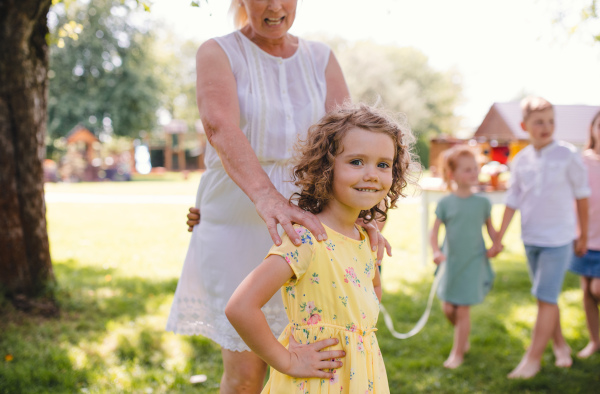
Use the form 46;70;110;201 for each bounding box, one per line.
378;162;390;168
350;159;362;165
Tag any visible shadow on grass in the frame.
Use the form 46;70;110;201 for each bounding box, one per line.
379;256;600;393
0;260;222;394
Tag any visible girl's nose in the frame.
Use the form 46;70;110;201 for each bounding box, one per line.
363;168;379;181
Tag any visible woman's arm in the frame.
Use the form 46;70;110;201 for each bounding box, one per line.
195;40;326;245
429;218;445;265
225;255;344;379
324;51;350;111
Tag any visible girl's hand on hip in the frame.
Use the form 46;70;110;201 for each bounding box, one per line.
357;218;392;265
283;336;345;379
186;207;200;232
254;190;326;246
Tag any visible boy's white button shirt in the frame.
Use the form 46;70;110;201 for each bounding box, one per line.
505;141;591;247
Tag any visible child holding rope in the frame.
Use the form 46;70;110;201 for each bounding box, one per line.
430;145;500;369
225;103;417;393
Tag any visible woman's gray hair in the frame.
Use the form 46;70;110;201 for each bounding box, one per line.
229;0;249;29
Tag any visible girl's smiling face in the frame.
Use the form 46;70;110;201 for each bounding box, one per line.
328;127;395;215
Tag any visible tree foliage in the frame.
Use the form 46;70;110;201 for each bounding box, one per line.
554;0;600;42
48;0;163;139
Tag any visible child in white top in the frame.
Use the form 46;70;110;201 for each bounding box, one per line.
493;97;590;379
430;146;499;369
569;110;600;358
225;103;417;393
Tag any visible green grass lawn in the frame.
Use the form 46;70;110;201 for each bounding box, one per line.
1;177;599;393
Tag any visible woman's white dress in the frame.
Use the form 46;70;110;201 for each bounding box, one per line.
166;31;331;351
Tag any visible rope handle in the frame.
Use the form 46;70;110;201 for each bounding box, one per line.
379;262;445;339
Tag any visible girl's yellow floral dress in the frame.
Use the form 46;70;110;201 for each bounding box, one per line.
261;224;389;394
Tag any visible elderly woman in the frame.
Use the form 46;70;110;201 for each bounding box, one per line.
168;1;389;392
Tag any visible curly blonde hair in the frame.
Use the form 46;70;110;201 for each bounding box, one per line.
291;103;419;223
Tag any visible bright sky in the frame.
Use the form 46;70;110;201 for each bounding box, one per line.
148;0;600;134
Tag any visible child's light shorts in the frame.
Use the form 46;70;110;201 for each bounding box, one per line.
524;243;573;304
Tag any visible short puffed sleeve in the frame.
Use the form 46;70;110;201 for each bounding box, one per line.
266;225;316;281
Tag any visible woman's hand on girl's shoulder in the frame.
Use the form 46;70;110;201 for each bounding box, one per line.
356;218;392;265
282;336;345;379
254;189;327;247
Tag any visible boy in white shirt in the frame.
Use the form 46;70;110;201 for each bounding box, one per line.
494;96;590;379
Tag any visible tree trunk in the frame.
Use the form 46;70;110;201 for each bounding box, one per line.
0;0;54;297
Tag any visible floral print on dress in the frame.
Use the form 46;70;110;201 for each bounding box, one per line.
300;301;323;326
364;259;374;278
357;335;365;353
285;285;296;298
344;267;361;287
310;272;320;284
295;227;314;245
339;295;348;307
284;249;299;264
325;240;336;251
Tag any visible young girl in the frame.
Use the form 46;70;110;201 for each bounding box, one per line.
225;103;416;393
569;111;600;359
429;146;499;369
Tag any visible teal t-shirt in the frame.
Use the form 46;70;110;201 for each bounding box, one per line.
435;194;494;305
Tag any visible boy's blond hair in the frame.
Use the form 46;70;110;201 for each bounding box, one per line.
520;96;553;122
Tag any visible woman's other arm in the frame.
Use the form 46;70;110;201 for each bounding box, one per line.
324;51;350;112
225;255;344;379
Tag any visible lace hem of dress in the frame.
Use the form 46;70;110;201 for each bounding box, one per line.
166;295;288;352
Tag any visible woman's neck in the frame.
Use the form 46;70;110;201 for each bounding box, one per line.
240;26;297;58
317;206;361;240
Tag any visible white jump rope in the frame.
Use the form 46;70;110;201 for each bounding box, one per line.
379;262;445;339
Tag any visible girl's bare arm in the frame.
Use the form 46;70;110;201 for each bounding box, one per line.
225;255;344;379
430;218;445;264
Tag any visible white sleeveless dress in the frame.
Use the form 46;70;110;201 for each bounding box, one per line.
166;31;331;351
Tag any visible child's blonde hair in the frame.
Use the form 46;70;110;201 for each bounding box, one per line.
440;145;478;191
291;103;418;223
520;96;553;122
586;110;600;151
